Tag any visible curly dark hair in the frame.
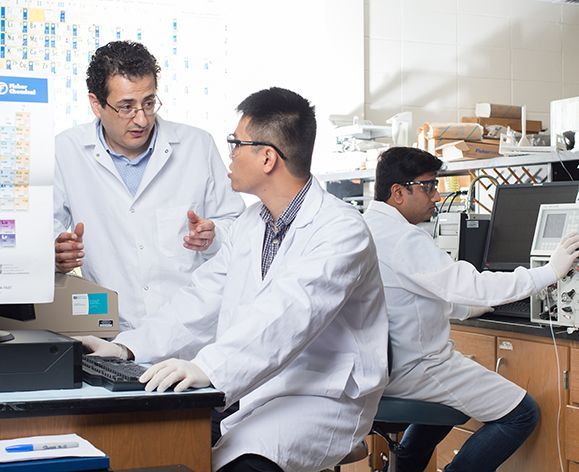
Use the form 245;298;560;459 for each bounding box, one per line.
86;41;161;106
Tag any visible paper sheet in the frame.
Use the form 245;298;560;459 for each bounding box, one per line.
0;434;105;463
0;74;55;303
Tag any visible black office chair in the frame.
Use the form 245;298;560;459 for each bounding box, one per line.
369;339;469;471
371;396;470;472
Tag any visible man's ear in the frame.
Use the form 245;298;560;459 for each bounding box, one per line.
262;148;279;174
389;183;406;205
88;93;103;119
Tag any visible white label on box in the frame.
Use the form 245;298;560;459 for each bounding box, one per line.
72;293;89;315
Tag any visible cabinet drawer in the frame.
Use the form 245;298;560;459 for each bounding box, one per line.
567;405;579;462
570;461;579;472
436;427;472;470
451;330;496;372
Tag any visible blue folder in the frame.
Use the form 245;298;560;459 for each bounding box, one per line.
0;455;109;471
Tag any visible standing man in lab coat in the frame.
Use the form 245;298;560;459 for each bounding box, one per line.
54;41;245;337
364;146;579;472
81;87;389;472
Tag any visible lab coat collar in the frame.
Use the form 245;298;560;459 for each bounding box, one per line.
366;200;433;237
80;117;180;201
290;176;323;229
132;117;177;201
366;199;409;224
257;177;323;286
83;120;124;184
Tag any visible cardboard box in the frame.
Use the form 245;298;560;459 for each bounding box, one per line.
462;116;542;134
437;140;501;161
427;138;462;156
424;122;483;140
475;103;522;119
427;138;498;157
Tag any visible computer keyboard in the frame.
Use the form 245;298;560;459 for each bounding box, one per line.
492;299;531;318
82;355;147;391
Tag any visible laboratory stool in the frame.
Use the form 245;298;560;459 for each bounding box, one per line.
372;396;469;472
328;440;369;471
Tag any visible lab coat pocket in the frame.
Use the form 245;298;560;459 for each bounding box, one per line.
281;352;355;399
156;205;191;258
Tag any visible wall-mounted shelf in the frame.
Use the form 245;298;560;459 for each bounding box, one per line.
316;168;376;182
316;150;579;182
440;150;578;176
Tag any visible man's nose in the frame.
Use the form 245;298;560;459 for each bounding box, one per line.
431;188;442;202
132;108;149;127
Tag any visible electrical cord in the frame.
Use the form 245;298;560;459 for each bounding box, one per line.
447;192;462;212
439;192;456;213
555;149;576;181
439;190;467;213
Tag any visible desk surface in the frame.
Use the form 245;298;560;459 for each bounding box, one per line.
0;383;224;418
452;313;579;340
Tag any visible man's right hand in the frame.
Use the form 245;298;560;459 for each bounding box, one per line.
547;232;579;279
55;222;84;273
75;335;131;360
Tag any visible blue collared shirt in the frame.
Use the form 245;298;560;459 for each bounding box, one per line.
97;122;158;196
259;176;313;279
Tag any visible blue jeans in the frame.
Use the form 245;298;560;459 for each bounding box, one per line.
380;393;539;472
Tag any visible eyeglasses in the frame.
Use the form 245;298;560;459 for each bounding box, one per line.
226;134;287;160
404;179;439;196
105;96;162;119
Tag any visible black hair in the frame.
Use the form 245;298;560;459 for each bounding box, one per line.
86;41;161;106
374;147;443;202
236;87;316;178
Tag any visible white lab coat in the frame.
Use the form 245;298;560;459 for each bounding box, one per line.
115;179;389;472
54;118;245;338
363;200;556;422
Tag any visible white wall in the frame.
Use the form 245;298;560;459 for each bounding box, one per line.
365;0;579;131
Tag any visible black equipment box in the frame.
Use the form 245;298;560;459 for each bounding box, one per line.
0;330;82;392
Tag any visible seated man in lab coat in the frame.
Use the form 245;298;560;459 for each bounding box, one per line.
81;87;390;472
363;146;579;472
54;41;245;340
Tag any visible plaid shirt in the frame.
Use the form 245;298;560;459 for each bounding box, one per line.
259;176;313;279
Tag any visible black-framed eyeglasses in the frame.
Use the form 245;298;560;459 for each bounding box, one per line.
226;134;287;160
404;179;439;196
105;96;162;119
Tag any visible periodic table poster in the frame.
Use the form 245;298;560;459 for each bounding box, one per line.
0;0;364;171
0;73;54;302
0;0;227;135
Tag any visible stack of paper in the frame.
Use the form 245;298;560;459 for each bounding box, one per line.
0;434;108;471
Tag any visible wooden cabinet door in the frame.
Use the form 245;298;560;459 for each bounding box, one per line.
340;434;436;472
436;427;472;470
570;348;579;406
451;329;496;372
495;337;569;472
450;329;495;432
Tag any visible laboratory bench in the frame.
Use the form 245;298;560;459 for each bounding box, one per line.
0;384;224;471
340;315;579;472
441;314;579;472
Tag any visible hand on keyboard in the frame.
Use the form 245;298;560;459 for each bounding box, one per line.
75;335;131;360
466;305;495;319
82;355;148;391
140;358;211;393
